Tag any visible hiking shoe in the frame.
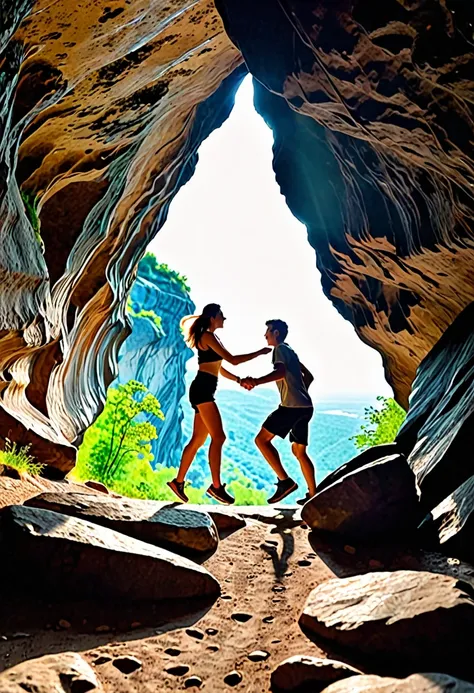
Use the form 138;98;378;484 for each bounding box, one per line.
296;492;312;506
268;478;298;504
167;478;189;503
207;483;235;505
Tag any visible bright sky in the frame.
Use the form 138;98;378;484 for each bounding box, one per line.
150;77;391;399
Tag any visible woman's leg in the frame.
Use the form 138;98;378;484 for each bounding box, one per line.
196;402;226;488
176;413;208;483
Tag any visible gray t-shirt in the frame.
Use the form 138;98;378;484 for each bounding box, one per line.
272;343;312;408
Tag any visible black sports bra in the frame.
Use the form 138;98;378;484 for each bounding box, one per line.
197;341;222;364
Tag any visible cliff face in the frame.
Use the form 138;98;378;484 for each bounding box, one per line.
117;260;195;469
0;1;473;472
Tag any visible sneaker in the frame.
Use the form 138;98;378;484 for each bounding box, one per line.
267;478;298;504
296;492;312;506
167;478;189;503
207;483;235;505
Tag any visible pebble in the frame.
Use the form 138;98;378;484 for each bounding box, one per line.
231;613;252;623
95;625;111;633
58;619;71;629
112;656;142;675
186;628;204;640
165;647;181;657
248;650;270;662
344;544;356;555
165;664;190;676
224;670;242;686
185;676;203;688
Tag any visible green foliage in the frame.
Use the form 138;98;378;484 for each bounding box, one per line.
0;440;45;475
21;189;44;250
76;380;164;484
126;296;163;331
138;252;190;294
75;378;267;505
351;396;406;451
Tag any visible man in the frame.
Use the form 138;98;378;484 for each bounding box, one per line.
240;319;317;504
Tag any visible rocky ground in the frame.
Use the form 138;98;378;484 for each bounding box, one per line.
1;462;474;692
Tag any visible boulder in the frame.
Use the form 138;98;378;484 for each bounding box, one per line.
0;652;103;692
26;493;219;558
186;504;246;537
321;673;474;692
317;444;400;494
300;570;474;677
426;475;474;562
302;455;420;540
0;505;219;601
271;655;361;692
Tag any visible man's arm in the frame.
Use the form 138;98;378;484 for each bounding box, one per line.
300;362;314;389
241;362;286;389
220;367;241;384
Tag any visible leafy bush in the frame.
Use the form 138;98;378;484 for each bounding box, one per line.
74;379;265;504
75;380;164;484
351;396;406;451
0;440;45;475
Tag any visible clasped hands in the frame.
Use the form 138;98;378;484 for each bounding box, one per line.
239;376;257;391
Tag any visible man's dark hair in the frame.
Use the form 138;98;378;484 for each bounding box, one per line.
266;319;288;342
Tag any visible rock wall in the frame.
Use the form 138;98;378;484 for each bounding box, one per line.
0;0;473;471
117;260;195;469
216;0;474;407
0;1;244;471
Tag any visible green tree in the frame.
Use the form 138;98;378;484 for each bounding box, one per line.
76;380;164;484
351;396;406;451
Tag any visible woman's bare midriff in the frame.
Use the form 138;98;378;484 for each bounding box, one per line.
198;362;222;377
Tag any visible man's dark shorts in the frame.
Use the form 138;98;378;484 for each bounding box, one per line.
262;406;314;445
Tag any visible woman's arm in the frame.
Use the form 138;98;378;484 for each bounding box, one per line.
220;367;241;384
202;332;270;366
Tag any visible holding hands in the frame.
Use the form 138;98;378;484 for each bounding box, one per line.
240;376;257;391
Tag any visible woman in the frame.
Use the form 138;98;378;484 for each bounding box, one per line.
167;303;270;504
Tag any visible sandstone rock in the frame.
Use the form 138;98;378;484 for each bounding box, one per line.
26;492;219;558
427;474;474;562
316;444;400;494
300;571;474;676
321;673;474;692
185;504;246;537
302;455;420;540
0;652;103;692
271;655;361;692
0;505;219;601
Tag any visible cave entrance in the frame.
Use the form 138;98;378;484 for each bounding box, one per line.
112;76;392;504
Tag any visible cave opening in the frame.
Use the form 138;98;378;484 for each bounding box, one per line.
93;76;393;504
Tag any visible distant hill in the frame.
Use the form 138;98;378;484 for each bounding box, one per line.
180;384;372;498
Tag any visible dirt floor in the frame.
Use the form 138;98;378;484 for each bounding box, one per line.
0;509;337;691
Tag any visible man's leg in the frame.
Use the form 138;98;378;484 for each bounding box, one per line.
255;427;298;504
291;442;317;496
255;428;288;480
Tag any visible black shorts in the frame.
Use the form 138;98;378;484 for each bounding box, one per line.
262;406;314;445
189;371;218;412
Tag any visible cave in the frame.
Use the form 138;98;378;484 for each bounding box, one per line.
1;1;474;688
